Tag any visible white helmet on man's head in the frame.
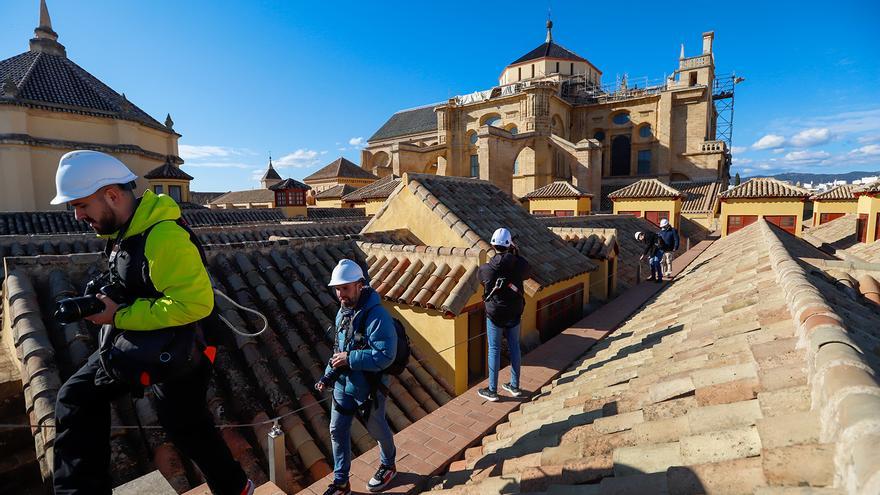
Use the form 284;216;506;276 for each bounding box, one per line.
659;218;670;228
328;259;365;286
51;150;138;204
491;227;512;247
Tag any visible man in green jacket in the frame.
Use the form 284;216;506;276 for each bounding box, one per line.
50;151;253;495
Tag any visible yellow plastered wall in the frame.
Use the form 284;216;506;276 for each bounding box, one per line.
857;195;880;243
279;205;307;218
612;198;683;227
590;259;611;301
363;199;386;216
520;272;591;347
720;198;806;237
813;200;857;226
147;179;190;203
528;197;591;216
314;198;346;208
361;187;469;248
681;212;718;231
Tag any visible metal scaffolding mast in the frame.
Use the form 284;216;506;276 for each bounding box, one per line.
712;73;744;150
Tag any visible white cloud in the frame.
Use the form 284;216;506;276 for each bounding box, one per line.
772;148;786;154
857;135;880;144
730;146;747;154
274;149;323;168
850;144;880;157
783;150;831;164
732;157;753;165
178;145;243;160
348;137;365;147
789;128;833;147
182;161;252;169
752;134;785;150
741;168;754;174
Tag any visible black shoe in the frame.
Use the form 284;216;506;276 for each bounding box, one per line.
478;387;499;402
322;482;351;495
501;382;523;397
367;464;397;492
655;278;663;283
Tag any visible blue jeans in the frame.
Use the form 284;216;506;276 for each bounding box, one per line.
487;319;521;393
649;254;662;280
330;388;396;484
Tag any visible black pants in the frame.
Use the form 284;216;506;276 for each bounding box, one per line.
53;352;247;495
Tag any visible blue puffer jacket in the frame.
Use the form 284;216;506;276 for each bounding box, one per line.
326;288;397;403
658;226;680;252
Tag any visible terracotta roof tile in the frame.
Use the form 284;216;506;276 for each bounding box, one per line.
550;227;618;260
268;178;310;191
671;180;724;213
718;178;810;199
188;191;225;205
208;189;274;205
314;184;359;199
523;181;593;199
608;178;684;200
143;159;194;180
853;180;880;194
303;157;378;182
342;174;402;202
305;207;366;221
810;184;857;201
369;104;439;142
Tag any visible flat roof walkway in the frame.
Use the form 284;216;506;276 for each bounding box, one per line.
298;238;716;494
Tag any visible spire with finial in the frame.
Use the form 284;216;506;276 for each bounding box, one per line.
261;154;282;188
680;43;685;59
164;113;174;130
30;0;66;56
545;13;553;43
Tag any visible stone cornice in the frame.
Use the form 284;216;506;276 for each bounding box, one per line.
0;99;181;137
0;133;183;164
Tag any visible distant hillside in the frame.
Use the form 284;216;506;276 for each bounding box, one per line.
744;171;880;184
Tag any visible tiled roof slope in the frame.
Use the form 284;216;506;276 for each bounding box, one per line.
510;40;588;65
195;221;366;245
268;178;310;191
181;208;286;226
524;181;593;199
394;174;597;294
3;239;455;491
142;160;193;180
853;180;880;194
358;242;483;315
303;157;378;182
432;220;880;494
314;184;359;200
608;178;684;200
719;177;810;199
0;211;90;234
208;189;274;205
811;184;857;201
342;174;401;202
803;214;859;254
672;180;724;214
306;207;366;221
549;227;618;261
0;51;170;132
368;104;439;142
188;191;225;205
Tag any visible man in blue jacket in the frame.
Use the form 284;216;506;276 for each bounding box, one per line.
657;218;680;279
317;259;397;495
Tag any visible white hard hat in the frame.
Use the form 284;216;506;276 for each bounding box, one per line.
659;218;669;228
634;231;643;240
51;150;138;204
491;227;512;247
328;259;365;286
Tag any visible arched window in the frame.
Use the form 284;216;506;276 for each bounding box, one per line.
593;130;606;142
485;116;502;127
612;112;631;125
611;135;631;176
468;131;478;145
509;126;518;135
513;158;519;175
639;124;652;138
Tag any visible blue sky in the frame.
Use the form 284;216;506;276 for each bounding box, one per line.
3;1;879;190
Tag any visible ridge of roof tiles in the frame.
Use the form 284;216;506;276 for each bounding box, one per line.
357;241;484;315
549;227;618;261
314;183;359;199
608;178;684;200
207;189;275;205
342;174;402;202
523;181;593;199
303;157;379;182
389;173;597;294
853;180;880;194
670;180;725;214
719;177;810;199
268;178;310;191
430;220;880;495
810;184;857;201
142;159;194;181
3;238;456;491
305;207;366;221
802;213;880;264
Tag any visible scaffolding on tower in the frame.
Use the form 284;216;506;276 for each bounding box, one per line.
712;72;744;179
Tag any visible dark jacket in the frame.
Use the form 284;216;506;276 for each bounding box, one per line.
478;252;530;327
641;231;662;258
658;226;680;252
326;287;397;402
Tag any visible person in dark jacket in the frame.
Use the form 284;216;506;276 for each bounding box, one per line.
50;151;252;495
476;228;531;402
657;218;680;278
317;259;397;495
636;230;663;282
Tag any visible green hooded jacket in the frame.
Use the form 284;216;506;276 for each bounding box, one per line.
106;190;214;331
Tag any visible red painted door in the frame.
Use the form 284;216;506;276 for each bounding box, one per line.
818;212;845;225
727;215;758;235
645;211;670;227
765;215;797;235
858;214;868;242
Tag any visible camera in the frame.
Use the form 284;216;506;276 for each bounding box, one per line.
54;280;126;324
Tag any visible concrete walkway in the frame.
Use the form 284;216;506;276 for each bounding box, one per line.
299;238;716;494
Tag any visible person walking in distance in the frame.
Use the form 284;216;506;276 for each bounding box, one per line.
657;218;680;279
477;228;531;402
317;259;398;495
636;230;663;283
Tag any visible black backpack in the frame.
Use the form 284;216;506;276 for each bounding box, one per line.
354;308;410;376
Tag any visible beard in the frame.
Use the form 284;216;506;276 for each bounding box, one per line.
84;209;119;235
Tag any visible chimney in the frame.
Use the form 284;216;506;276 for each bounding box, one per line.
702;31;714;54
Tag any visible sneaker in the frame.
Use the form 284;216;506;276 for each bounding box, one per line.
646;276;656;281
367;464;397;492
501;382;523;397
322;482;351;495
240;479;255;495
477;387;499;402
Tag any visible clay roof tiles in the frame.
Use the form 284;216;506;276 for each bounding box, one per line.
432;220;880;494
314;184;359;200
208;189;275;206
305;207;366;221
342;174;402;202
608;178;684;200
523;181;593;199
718;177;810;199
303;157;378;182
549;227;618;261
368;104;440;142
810;184;857;201
386;174;597;295
671;179;725;214
853;180;880;194
142;159;193;181
268;178;310;191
